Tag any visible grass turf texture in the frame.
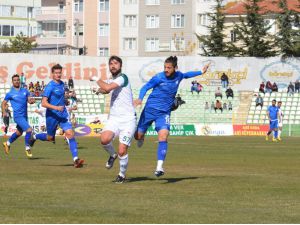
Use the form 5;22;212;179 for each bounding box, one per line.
0;136;299;223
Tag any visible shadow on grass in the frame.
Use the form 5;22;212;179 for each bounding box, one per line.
126;176;199;184
28;157;47;160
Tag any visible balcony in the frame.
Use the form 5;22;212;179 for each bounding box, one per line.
35;9;66;21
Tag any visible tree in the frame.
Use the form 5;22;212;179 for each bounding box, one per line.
276;0;300;57
197;0;233;56
0;33;37;53
233;0;277;57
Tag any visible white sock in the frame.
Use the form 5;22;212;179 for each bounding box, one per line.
103;142;116;157
6;141;10;146
156;160;164;172
278;130;281;138
118;154;128;178
25;146;30;151
73;156;78;162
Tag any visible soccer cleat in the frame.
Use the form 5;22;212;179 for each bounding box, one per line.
74;158;84;168
154;170;165;177
3;142;10;155
137;139;144;148
265;136;269;141
105;154;117;169
278;137;282;141
272;138;278;142
115;175;126;183
25;149;33;158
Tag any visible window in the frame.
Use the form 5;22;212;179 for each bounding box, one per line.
124;0;137;4
171;0;185;4
58;2;64;13
124;15;137;27
171;14;184;28
74;0;83;12
2;25;11;36
171;37;185;51
99;0;109;11
99;24;109;36
145;0;160;5
146;15;159;28
230;30;236;42
14;6;27;18
15;26;28;36
124;38;137;50
197;14;209;26
74;24;84;36
1;5;12;17
99;48;109;56
145;38;159;52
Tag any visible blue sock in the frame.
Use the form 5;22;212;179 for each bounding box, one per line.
35;133;48;141
8;132;19;144
157;141;168;161
274;130;278;138
68;138;78;160
25;131;32;147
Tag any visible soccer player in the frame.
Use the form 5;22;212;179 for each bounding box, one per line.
91;56;136;183
31;64;84;168
1;74;35;158
34;102;46;132
265;99;279;142
277;101;283;141
134;56;210;177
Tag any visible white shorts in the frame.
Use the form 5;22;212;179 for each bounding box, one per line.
102;116;136;146
278;122;283;127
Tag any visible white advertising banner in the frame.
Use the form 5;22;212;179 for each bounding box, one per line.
0;54;299;90
195;124;234;136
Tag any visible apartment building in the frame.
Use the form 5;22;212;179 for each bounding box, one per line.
138;0;197;56
0;0;41;45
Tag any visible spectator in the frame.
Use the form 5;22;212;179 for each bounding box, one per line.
272;82;278;92
265;81;272;93
259;81;265;94
228;101;233;111
64;82;69;91
295;80;300;93
2;102;11;137
171;94;186;111
287;82;295;96
20;72;26;88
223;102;227;110
215;87;223;99
210;101;215;111
68;76;74;90
214;100;223;113
41;81;46;91
197;82;203;93
205;102;209;110
255;94;264;109
191;81;198;94
220;73;229;89
225;87;234;99
28;82;34;93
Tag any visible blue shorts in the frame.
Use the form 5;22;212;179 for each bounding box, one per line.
270;120;278;130
137;109;170;134
14;117;31;133
46;115;73;137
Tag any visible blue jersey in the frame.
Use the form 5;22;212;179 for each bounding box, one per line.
139;71;202;113
268;105;279;121
43;80;68;118
4;87;29;118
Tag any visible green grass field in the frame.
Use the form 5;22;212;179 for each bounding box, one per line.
0;136;299;223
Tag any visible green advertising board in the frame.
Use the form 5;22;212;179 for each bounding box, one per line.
145;124;196;136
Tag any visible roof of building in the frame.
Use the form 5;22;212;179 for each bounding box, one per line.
224;0;300;15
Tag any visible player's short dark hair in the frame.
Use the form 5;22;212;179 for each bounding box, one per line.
51;64;63;73
165;56;178;68
278;101;282;103
12;74;19;81
109;55;122;67
272;99;276;102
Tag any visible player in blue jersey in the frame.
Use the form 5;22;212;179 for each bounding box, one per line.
134;56;209;177
1;74;36;158
265;99;279;142
31;64;84;168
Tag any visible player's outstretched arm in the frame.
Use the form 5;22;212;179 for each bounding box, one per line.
183;63;210;79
